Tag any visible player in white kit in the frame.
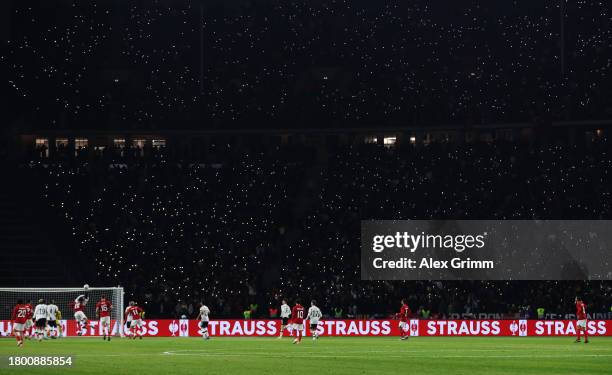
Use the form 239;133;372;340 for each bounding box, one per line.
124;302;134;337
46;300;59;339
196;302;211;340
306;300;322;340
278;299;292;338
33;299;48;341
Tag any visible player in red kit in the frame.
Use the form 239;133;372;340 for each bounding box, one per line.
96;296;113;341
11;299;28;347
398;299;412;340
574;296;589;344
23;300;34;340
125;302;145;339
291;300;305;344
72;294;91;336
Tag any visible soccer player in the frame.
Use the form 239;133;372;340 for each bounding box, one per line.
11;299;28;347
291;300;305;344
46;300;59;339
278;299;292;338
398;298;412;340
73;293;90;336
306;300;322;340
196;302;211;340
55;307;63;338
575;296;589;344
124;302;134;338
24;300;34;340
96;295;113;341
125;302;145;339
33;299;48;341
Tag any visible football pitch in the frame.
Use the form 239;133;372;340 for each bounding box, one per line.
1;336;611;375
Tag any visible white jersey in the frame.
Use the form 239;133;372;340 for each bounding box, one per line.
280;303;291;318
306;306;322;324
34;304;48;320
199;305;210;322
46;304;58;321
125;306;133;322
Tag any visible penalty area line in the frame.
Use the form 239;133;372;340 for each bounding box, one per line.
160;350;612;359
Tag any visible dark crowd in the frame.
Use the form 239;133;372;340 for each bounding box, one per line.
4;0;612;320
4;0;612;128
24;136;612;319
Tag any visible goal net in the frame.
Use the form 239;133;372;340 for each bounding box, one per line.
0;287;124;337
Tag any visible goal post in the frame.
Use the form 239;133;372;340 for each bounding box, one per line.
0;287;124;337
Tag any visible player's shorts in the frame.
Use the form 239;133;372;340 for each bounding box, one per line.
130;319;142;328
35;318;47;328
74;311;87;321
24;320;33;329
292;323;304;331
199;321;209;329
310;323;318;331
100;316;110;326
281;317;289;326
47;320;57;328
399;321;408;330
577;319;587;329
13;323;25;331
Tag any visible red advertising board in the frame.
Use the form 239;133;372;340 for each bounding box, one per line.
1;319;610;337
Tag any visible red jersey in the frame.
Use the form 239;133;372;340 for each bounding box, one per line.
24;304;33;319
73;296;87;312
291;304;305;324
126;306;143;320
12;304;29;324
399;303;411;322
576;301;587;320
96;300;113;318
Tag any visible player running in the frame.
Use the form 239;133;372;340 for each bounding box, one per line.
398;299;412;340
291;300;305;344
96;295;113;341
125;301;145;339
306;300;322;340
33;299;48;341
46;300;59;339
575;296;589;344
278;299;292;338
73;293;91;336
196;302;211;340
11;299;28;347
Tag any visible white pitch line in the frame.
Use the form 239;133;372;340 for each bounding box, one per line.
159;351;612;359
158;347;612;355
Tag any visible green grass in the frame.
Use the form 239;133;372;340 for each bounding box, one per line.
1;336;611;375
